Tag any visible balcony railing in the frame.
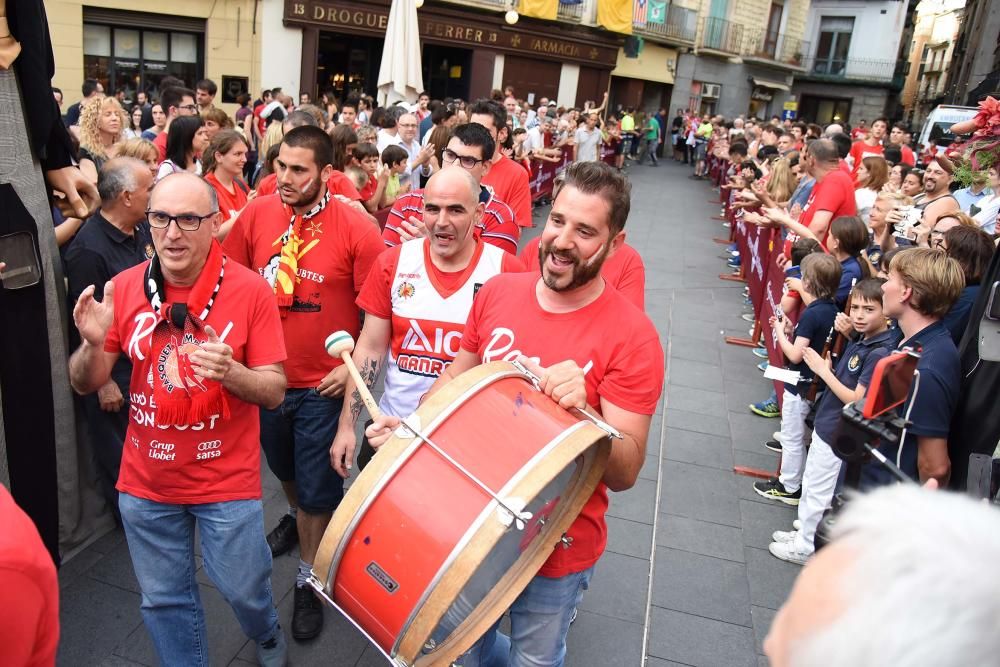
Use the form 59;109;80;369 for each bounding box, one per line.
634;5;698;43
741;27;808;68
700;16;744;54
557;0;585;22
799;56;900;83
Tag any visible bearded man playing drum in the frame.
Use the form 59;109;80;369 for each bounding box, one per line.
329;146;524;478
366;160;665;666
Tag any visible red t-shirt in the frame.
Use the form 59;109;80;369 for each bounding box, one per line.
103;258;286;504
382;188;520;255
223;194;384;387
482;154;533;229
461;272;664;577
849;141;884;179
360;173;378;203
519;236;646;311
154;130;168;163
786;169;857;254
850;126;868;140
205;172;249;220
255;171;362;201
0;486;58;667
900;144;916;166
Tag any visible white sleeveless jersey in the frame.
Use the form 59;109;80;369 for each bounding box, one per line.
381;239;507;418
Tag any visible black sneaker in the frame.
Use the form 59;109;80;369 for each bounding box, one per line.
764;440;782;453
753;478;801;506
292;585;324;641
266;514;299;557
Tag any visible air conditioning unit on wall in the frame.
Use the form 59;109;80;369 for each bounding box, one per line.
702;83;721;99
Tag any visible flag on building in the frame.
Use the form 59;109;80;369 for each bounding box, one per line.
519;0;558;20
648;0;666;24
597;0;633;34
633;0;647;25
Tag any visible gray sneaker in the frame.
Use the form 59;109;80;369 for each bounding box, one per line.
257;625;288;667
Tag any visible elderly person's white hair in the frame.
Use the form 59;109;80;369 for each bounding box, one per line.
823;123;844;138
790;484;1000;666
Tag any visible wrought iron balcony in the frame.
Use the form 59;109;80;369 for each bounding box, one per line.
741;27;808;68
700;16;744;54
634;5;698;44
557;0;585;22
799;56;901;84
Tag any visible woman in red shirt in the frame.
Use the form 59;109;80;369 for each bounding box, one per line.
202;130;254;240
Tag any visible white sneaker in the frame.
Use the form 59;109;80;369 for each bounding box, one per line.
769;540;811;565
792;519;801;530
773;431;783;443
771;529;797;544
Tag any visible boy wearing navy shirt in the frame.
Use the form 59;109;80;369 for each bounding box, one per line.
860;248;964;489
755;254;842;504
769;279;897;564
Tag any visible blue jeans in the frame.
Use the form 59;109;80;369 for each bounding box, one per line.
119;493;279;667
458;567;594;667
260;387;344;513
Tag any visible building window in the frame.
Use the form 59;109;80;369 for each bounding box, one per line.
814;16;854;76
689;81;720;116
83;22;203;104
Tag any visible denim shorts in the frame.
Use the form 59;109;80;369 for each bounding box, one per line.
259;387;344;513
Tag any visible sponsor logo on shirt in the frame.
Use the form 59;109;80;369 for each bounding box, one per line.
397;281;416;300
395;319;463;378
481;327;594;375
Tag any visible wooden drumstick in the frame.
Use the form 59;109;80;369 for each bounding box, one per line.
325;330;382;420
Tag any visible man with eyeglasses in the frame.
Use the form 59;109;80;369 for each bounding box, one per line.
68;172;290;666
471;98;534;229
396;112;436;189
223;125;384;643
382;123;520;255
330;166;524;476
152;86;198;164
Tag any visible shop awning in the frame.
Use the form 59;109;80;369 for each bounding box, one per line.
752;77;790;92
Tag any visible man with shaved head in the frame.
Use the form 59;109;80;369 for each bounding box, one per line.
68;172;290;665
383;122;520;254
329;166;524;476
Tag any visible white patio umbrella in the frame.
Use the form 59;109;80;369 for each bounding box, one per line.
377;0;424;107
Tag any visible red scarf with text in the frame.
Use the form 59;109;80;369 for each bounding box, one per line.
143;241;230;426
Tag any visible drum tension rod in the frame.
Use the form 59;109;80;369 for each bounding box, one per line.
510;360;624;440
397;417;534;527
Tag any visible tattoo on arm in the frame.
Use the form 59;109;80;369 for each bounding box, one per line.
349;357;380;424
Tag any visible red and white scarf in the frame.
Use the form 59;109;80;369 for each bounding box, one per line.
143;241;230;426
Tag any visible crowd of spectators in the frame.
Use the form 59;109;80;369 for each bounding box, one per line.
690;108;997;570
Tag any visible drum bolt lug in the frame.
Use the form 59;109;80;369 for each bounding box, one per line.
560;534;573;549
424;638;437;652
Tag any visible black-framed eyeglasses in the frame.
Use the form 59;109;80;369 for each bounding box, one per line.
179;104;198;113
146;210;218;231
442;148;485;169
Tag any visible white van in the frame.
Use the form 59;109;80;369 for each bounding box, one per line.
916;105;979;156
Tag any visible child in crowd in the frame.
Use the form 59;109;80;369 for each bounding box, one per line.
768;278;898;564
826;216;872;308
380;144;409;205
353;143;390;213
754;253;842;504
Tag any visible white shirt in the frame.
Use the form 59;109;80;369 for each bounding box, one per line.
524;126;544;153
376;128;402;154
398;137;431;188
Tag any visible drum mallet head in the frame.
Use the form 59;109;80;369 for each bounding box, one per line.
324;330;382;422
325;330;355;359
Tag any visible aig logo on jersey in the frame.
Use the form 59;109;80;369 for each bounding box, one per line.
393;318;463;378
